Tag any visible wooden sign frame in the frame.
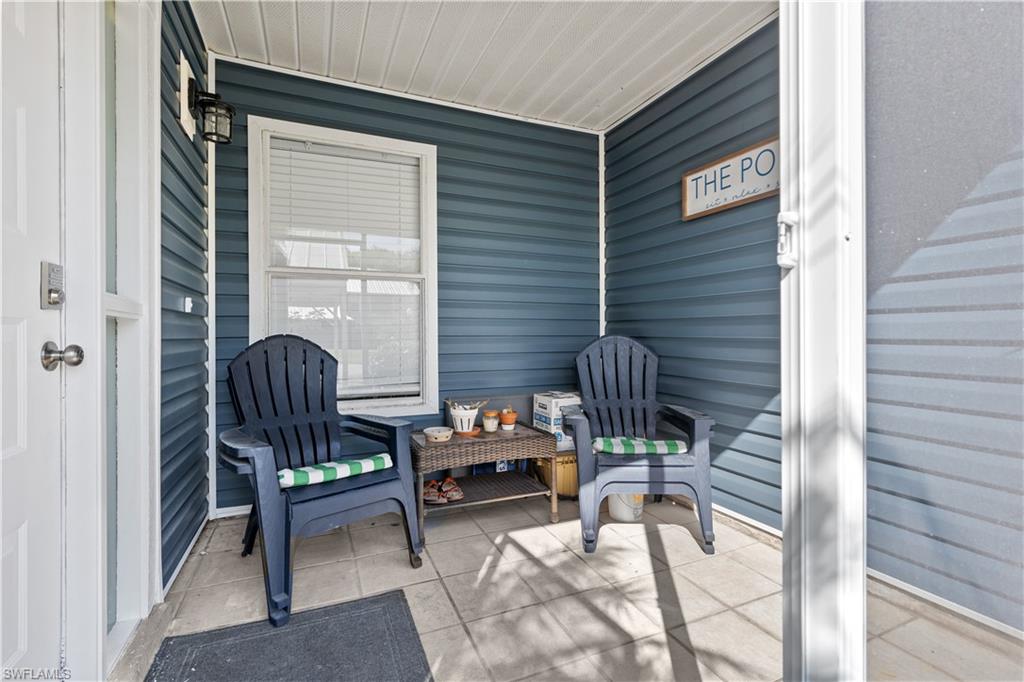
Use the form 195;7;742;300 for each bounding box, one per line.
681;137;780;221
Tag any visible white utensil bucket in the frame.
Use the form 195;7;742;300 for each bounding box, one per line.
450;407;479;433
609;493;645;522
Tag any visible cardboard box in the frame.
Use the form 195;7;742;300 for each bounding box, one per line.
533;391;582;452
536;455;579;497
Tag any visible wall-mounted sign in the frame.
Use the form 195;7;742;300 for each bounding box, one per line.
681;137;779;221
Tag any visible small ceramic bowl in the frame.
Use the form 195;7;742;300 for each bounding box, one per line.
424;426;454;443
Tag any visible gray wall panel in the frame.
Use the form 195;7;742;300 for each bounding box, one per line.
865;1;1024;629
213;62;599;509
160;1;208;585
604;23;782;529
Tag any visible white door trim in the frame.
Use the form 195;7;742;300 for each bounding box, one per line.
206;54;219;518
598;131;606;336
142;2;165;610
61;2;105;676
103;1;164;672
780;1;867;680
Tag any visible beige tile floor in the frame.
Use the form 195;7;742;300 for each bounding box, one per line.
112;498;1023;682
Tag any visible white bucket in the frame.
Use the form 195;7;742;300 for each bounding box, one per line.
608;493;645;522
450;407;479;433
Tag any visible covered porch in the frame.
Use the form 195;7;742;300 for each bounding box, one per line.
1;0;1021;680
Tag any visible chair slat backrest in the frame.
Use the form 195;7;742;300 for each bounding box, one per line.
226;334;342;471
575;336;658;438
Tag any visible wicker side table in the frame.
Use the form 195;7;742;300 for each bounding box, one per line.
410;423;559;543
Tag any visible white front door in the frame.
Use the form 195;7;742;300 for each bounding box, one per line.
1;0;65;673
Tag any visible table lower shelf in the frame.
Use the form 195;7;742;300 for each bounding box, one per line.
423;471;549;513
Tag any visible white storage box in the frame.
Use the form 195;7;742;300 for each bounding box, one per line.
533;391;582;452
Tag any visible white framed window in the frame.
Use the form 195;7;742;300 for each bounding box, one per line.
248;116;438;416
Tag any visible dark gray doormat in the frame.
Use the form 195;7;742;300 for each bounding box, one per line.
146;591;432;682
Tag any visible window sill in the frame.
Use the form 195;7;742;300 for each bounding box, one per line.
337;398;439;419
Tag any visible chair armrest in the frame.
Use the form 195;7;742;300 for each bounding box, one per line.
346;413;413;430
657;404;714;451
217;427;275;475
339;414;414;479
561;405;589;440
219;427;289;508
562;406;597;480
339;413;412;445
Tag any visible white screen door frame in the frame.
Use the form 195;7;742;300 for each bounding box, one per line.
779;1;868;680
98;1;164;673
61;2;106;669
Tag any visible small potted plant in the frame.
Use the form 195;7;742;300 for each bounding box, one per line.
499;404;518;431
446;398;487;435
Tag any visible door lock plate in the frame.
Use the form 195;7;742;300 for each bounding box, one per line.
40;261;65;309
776;211;799;270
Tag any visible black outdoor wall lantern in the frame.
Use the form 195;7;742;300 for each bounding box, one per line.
188;78;235;144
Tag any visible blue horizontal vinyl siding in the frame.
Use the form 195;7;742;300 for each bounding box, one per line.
604;22;781;529
865;2;1024;630
160;0;208;585
214;63;599;508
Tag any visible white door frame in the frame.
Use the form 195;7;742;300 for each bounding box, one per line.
61;2;104;675
60;2;162;677
779;1;867;680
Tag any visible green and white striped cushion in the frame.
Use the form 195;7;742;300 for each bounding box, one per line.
592;437;688;455
277;453;393;489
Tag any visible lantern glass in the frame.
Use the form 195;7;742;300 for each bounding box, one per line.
217;106;232;140
200;100;233;144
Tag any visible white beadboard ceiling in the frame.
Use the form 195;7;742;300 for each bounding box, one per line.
191;1;777;132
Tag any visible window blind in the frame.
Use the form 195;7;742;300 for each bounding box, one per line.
266;135;424;400
268;136;421;273
268;276;422;399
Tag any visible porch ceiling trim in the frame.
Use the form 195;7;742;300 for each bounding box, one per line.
206;51;598;135
192;1;778;133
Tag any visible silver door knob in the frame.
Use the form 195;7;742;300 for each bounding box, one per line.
40;341;85;371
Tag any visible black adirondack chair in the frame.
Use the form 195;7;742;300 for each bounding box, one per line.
563;336;716;554
218;334;423;627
